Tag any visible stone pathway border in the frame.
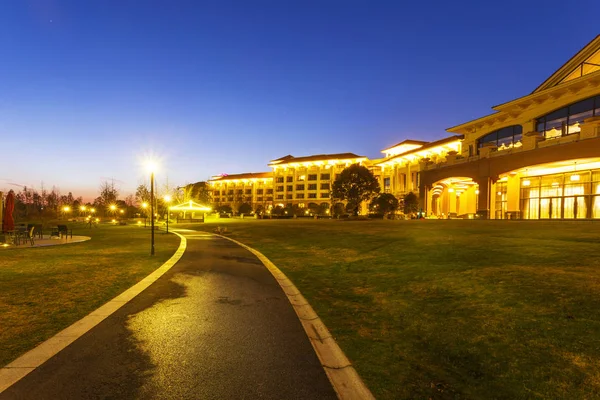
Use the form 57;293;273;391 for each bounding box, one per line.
214;234;375;400
0;232;187;393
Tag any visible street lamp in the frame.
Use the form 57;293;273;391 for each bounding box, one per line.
146;160;157;256
62;206;71;220
164;195;172;233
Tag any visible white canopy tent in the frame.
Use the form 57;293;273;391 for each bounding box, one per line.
169;200;212;221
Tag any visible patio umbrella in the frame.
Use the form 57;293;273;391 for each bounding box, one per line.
2;190;15;233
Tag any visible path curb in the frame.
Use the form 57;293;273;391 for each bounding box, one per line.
0;232;187;394
215;234;375;400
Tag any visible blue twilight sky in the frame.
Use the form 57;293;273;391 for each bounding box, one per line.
1;0;599;200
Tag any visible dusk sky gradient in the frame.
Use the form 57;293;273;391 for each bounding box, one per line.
1;0;599;201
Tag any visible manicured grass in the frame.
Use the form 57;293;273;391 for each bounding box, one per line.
182;218;600;399
0;224;180;367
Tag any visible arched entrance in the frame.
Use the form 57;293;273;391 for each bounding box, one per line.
428;177;479;218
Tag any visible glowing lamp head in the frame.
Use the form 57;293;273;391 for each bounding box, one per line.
145;159;158;173
91;208;96;213
63;206;70;212
142;202;148;209
110;204;116;211
164;195;172;202
80;206;86;211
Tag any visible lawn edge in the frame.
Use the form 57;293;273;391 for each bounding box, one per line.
0;232;187;394
214;233;375;400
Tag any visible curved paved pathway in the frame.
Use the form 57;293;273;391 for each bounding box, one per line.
1;231;337;399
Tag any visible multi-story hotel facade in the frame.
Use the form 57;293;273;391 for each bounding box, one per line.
208;172;273;212
203;35;600;220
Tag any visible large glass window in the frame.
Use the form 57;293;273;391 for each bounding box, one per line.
494;182;507;219
477;125;523;151
536;95;600;139
520;170;600;219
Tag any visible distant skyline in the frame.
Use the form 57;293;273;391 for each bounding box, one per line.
1;1;599;201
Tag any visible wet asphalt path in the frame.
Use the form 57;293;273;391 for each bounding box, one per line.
1;232;337;399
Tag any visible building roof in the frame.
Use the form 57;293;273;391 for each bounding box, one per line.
381;139;428;152
375;135;463;164
269;155;294;164
209;172;272;181
447;35;600;135
533;34;600;94
268;152;366;166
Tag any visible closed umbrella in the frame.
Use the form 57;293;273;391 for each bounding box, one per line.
2;190;15;233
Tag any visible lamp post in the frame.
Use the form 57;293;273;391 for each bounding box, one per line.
150;170;155;255
164;195;172;233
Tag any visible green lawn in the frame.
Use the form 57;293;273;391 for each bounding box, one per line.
182;218;600;400
0;224;180;367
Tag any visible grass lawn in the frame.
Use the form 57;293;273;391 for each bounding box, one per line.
0;224;180;367
182;218;600;400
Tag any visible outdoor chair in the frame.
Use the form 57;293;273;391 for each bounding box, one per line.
57;225;73;239
27;224;44;240
22;226;35;246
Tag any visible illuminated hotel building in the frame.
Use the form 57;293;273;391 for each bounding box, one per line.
269;153;368;210
204;35;600;220
419;34;600;219
208;172;273;211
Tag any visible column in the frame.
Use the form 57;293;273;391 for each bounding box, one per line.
476;177;491;219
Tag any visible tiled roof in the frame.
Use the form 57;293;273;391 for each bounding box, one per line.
382;139;429;151
376;135;463;164
268;152;366;165
209;172;272;181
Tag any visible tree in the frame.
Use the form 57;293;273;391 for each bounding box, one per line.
332;202;345;217
216;204;232;214
135;184;151;205
238;203;252;215
181;182;209;204
403;192;419;215
99;181;119;208
331;164;380;215
272;205;284;216
370;193;399;217
318;203;330;215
